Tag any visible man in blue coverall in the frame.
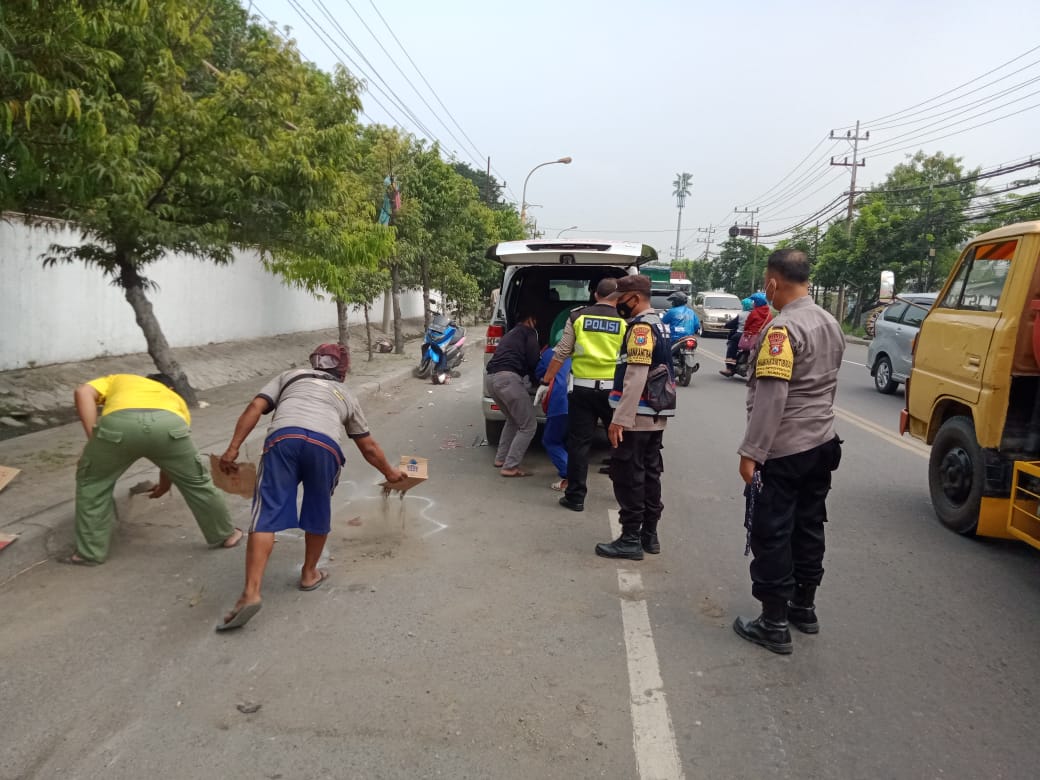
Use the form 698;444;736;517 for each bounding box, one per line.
661;292;702;344
536;343;572;492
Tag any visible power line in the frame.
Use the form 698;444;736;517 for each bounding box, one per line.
364;0;518;202
836;43;1040;128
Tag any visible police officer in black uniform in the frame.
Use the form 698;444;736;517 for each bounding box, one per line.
733;249;845;655
537;278;626;512
595;275;675;559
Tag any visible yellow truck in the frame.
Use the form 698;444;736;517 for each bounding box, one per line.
902;220;1040;549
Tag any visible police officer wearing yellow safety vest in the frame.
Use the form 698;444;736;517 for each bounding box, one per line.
537;278;625;512
733;249;845;655
596;274;675;559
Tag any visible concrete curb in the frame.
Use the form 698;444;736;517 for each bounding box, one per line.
0;343;474;584
845;335;872;346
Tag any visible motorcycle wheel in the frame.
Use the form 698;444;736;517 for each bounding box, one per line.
413;356;432;378
679;364;692;387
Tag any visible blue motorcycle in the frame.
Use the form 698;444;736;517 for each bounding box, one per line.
414;312;467;384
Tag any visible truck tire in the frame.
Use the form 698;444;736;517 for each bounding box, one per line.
873;355;898;394
928;415;982;536
485;419;504;446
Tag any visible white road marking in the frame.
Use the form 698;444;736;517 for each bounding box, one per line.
842;359;866;367
833;405;929;459
608;510;686;780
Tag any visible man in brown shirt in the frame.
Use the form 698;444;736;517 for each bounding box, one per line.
595;275;675;560
733;249;845;655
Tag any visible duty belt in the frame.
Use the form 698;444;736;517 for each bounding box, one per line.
572;378;613;390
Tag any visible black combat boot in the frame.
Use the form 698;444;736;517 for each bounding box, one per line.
733;599;793;655
787;584;819;634
595;525;644;560
640;524;660;554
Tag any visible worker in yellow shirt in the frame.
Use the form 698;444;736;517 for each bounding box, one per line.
63;373;241;565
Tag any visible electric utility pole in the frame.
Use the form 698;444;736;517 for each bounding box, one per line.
830;120;869;322
734;207;760;291
696;226;716;259
672;172;693;262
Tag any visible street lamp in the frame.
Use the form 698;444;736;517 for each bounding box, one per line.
520;156;572;228
556;225;578;238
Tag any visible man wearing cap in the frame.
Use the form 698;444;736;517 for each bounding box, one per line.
217;344;406;630
595;275;675;559
63;373;242;565
537;277;626;512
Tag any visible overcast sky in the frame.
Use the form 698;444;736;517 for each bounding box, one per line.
259;0;1040;258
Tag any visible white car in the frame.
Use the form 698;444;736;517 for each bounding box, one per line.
693;291;743;335
481;239;657;445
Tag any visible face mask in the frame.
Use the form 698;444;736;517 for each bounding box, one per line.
616;296;635;319
764;280;777;309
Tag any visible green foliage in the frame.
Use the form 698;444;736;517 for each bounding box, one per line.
711;238;769;297
671;258;713;293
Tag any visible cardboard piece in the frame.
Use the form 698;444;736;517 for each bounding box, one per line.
208;454;257;498
0;465;20;493
381;455;428;495
0;532;17;554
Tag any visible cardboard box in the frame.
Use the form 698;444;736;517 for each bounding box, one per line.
208;454;257;498
381;455;428;495
0;465;20;493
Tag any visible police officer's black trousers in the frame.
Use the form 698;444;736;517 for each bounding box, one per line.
609;429;664;531
749;436;841;604
564;386;614;503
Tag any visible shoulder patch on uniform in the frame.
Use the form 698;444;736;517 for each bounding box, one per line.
627;323;654;365
755;326;794;380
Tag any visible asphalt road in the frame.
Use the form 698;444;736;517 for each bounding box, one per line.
3;337;1039;779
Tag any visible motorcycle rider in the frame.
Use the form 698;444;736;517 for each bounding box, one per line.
721;298;753;375
661;292;702;344
721;293;772;378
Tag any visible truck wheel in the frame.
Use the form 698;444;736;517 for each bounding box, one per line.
873;356;898;394
485;419;504;446
928;415;982;536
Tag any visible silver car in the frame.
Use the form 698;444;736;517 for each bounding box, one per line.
867;293;937;394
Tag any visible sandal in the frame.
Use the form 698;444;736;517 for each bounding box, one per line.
500;468;532;478
58;553;100;567
551;479;568;492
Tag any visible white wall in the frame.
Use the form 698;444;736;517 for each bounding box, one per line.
0;219;421;370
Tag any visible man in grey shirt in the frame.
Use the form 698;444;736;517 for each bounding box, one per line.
733;249;845;655
216;344;405;630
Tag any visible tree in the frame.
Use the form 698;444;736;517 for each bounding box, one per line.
671;258;713;293
711;238;769;296
452;161;508;209
2;1;354;404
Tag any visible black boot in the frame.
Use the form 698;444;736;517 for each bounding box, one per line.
640;524;660;554
787;584;819;634
595;525;644;560
733;599;792;655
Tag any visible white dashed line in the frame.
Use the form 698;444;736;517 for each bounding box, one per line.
609;510;685;780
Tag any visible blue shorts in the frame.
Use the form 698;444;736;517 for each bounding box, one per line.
250;428;344;535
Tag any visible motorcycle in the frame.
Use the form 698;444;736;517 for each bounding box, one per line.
670;336;700;387
731;348;751;378
414;313;467;384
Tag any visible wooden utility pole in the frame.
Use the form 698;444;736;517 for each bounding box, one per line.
830;120;870;322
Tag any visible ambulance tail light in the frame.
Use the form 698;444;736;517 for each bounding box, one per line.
485;324;503;354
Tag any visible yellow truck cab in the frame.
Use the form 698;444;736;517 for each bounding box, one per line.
902;220;1040;548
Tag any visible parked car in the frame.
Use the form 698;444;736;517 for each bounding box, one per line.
867;292;938;394
481;240;657;445
693;291;743;335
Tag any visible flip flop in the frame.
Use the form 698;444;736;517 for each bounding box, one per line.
211;528;244;549
493;461;505;468
500;469;532;478
58;554;100;567
298;570;329;592
216;601;262;631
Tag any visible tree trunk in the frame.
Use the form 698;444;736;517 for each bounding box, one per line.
363;303;374;362
391;262;404;355
335;298;350;347
421;256;432;330
120;262;198;407
381;287;392;333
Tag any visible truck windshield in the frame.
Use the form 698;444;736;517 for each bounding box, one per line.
939;240;1016;312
